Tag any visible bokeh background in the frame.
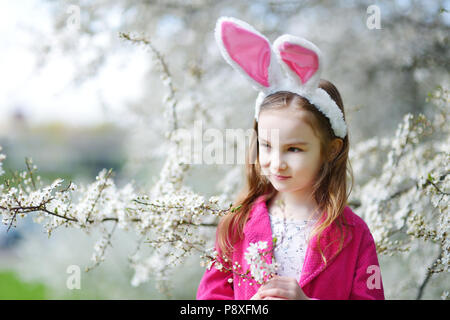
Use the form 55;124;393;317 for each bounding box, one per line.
0;0;449;299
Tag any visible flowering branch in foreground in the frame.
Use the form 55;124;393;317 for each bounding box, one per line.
200;240;279;288
0;149;233;292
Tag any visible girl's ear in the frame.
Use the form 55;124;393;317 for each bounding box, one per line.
215;17;283;92
327;138;343;162
273;35;323;93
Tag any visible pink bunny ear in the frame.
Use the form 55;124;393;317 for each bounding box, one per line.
273;35;323;91
215;17;274;90
278;42;318;84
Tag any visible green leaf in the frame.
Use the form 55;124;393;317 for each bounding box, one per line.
231;204;242;213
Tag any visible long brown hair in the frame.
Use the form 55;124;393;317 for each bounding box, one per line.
216;79;354;266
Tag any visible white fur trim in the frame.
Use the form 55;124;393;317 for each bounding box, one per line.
255;91;266;121
255;88;347;138
304;88;347;138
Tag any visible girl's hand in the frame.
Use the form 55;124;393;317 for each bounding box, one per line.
254;275;311;300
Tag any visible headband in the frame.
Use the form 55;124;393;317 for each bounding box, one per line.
214;16;347;139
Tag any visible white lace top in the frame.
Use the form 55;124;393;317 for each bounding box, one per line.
269;213;317;280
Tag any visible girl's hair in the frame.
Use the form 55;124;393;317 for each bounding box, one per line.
216;79;354;266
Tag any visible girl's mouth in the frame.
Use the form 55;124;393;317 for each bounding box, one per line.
273;174;291;180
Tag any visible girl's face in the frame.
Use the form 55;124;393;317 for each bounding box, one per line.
258;108;324;194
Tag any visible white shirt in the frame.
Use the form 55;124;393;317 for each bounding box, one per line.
269;213;317;280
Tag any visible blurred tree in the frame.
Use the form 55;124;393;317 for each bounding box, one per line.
0;0;448;299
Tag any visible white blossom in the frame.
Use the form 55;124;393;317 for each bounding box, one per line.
244;241;278;285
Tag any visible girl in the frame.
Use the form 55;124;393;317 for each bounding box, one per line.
196;17;384;300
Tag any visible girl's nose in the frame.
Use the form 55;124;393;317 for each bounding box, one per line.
269;153;287;174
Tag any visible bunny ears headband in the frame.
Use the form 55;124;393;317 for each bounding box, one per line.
214;17;347;139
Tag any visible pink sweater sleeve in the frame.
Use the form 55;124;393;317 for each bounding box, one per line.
349;225;385;300
196;261;234;300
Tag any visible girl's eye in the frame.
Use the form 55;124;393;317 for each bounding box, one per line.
260;144;302;152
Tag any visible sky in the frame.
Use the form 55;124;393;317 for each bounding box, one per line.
0;0;149;131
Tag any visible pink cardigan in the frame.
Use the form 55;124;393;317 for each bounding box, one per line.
196;194;385;300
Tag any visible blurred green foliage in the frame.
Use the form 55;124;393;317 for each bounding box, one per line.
0;270;47;299
0;269;111;299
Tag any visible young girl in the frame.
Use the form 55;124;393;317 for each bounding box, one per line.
196;17;384;300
